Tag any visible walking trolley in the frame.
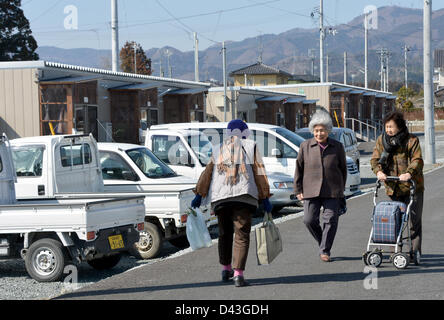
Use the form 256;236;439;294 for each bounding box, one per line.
363;177;420;269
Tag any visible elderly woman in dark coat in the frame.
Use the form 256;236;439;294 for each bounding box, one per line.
370;110;424;262
294;110;347;262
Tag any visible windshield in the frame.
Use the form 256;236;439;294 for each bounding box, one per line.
272;128;306;147
11;146;44;177
126;147;177;178
186;134;213;165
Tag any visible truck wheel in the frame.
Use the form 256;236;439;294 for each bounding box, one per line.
168;236;190;249
25;238;67;282
87;254;121;270
132;222;163;259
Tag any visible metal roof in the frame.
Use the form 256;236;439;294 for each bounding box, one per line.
109;83;159;90
255;95;289;102
302;99;318;104
349;90;365;94
284;97;306;103
166;87;208;95
330;87;351;93
0;61;210;89
39;75;99;84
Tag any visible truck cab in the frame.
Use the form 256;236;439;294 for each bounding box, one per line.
0;134;145;282
11;134;103;199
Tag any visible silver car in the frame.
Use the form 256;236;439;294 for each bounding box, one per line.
266;171;302;212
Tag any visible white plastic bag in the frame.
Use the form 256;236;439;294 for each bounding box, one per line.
186;207;213;251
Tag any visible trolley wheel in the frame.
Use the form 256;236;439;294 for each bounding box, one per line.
367;251;383;268
392;253;410;269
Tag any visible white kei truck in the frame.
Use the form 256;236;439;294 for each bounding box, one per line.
0;134;146;282
10;134;215;260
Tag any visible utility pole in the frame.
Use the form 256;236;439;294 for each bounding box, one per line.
404;45;410;88
423;0;436;164
326;54;329;82
222;41;227;122
165;49;172;78
111;0;119;72
133;42;137;74
319;0;325;83
377;48;386;91
385;50;391;92
364;12;369;88
309;48;316;76
344;51;347;84
194;32;199;82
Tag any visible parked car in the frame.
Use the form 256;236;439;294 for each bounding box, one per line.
147;122;361;196
2;134;145;282
295;127;361;171
9;134;215;260
97;142;217;258
145;128;301;211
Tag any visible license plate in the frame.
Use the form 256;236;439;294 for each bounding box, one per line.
108;234;124;250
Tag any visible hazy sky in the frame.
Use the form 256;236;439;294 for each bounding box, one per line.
22;0;444;52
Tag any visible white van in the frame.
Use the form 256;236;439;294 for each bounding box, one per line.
147;123;361;196
145;129;300;211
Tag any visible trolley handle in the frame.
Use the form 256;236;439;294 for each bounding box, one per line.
376;176;416;195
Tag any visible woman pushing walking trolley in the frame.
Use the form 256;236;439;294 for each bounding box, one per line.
363;176;420;269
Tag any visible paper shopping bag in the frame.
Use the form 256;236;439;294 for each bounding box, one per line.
255;211;283;265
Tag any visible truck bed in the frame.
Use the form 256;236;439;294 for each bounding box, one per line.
0;196;145;238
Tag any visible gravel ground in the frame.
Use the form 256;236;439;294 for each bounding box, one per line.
0;206;304;300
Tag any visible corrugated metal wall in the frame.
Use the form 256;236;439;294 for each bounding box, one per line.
0;68;40;139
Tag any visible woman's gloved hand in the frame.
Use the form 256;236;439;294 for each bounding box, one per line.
262;198;273;213
191;194;202;208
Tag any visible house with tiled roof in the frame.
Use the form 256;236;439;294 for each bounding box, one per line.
229;62;292;87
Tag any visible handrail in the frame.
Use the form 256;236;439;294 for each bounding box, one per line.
344;118;380;142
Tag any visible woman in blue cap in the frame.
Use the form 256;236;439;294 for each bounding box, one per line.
192;119;272;287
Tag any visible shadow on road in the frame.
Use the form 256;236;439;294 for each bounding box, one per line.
56;254;444;299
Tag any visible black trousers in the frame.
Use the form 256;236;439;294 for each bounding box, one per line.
303;197;340;256
215;202;255;270
389;191;424;253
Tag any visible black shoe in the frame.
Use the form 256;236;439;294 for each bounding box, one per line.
233;275;249;287
222;270;234;282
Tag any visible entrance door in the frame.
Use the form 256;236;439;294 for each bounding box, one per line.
74;105;98;140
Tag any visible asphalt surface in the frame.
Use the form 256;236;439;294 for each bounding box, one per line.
56;164;444;300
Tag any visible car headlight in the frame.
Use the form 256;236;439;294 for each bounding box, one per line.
273;182;293;189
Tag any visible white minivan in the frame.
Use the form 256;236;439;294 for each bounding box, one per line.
145;129;300;211
147;123;361;196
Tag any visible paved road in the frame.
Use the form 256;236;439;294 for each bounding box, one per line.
56;164;444;300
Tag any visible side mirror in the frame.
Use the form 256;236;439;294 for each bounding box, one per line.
123;171;140;181
271;148;282;158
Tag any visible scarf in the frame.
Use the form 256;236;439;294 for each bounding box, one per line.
379;126;409;168
382;126;409;154
216;136;249;186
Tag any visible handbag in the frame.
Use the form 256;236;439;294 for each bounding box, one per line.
255;211;283;265
185;207;213;251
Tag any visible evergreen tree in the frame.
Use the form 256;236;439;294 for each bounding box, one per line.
0;0;39;61
120;41;152;75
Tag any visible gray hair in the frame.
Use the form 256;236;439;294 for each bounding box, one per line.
308;110;333;133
